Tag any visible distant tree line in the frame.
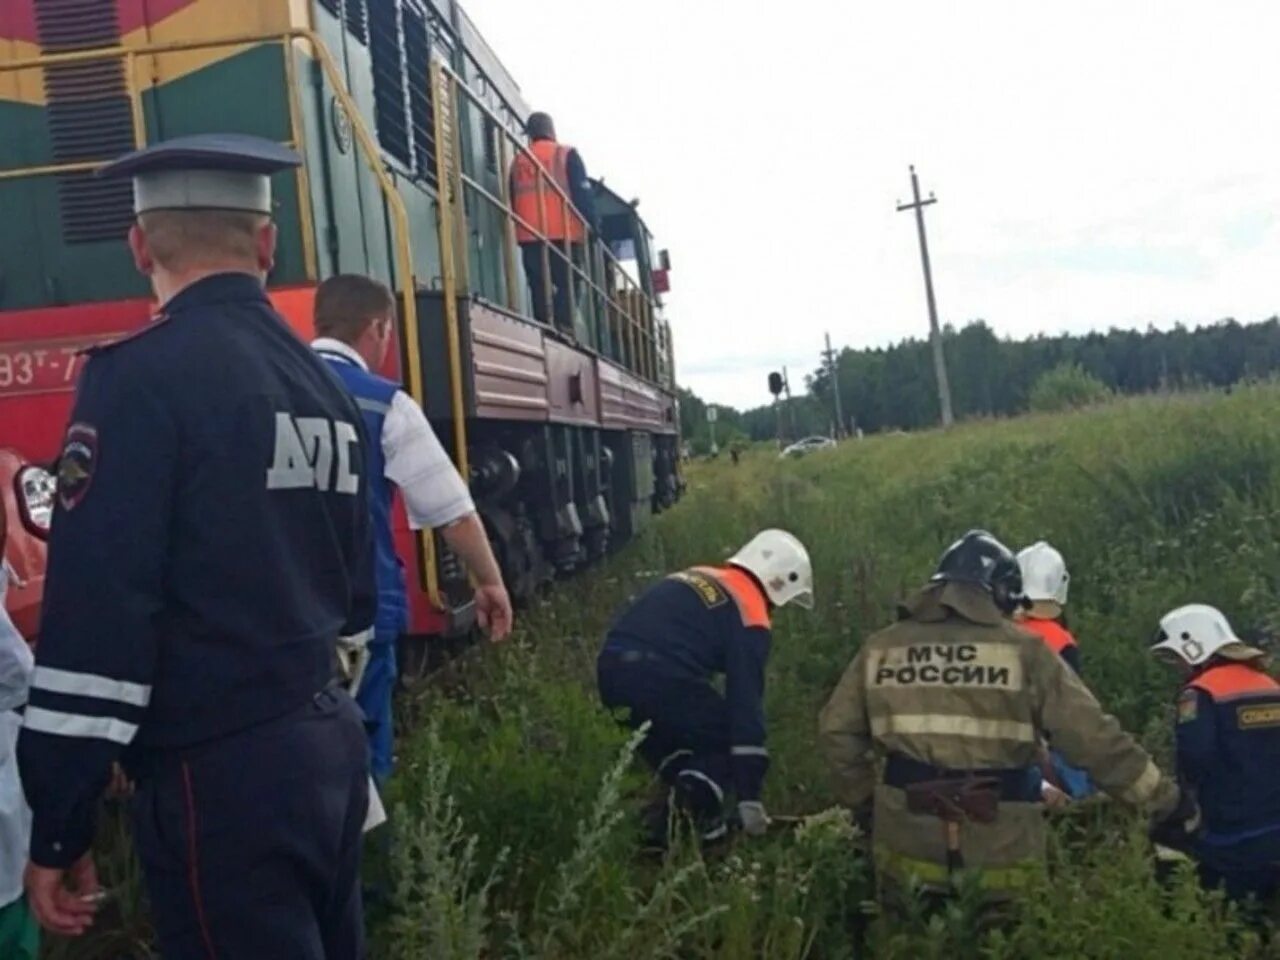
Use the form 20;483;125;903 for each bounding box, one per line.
680;317;1280;447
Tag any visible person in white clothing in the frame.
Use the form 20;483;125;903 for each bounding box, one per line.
0;558;37;958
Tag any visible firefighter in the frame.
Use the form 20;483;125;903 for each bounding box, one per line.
1015;541;1094;802
819;530;1193;906
311;274;513;788
18;135;375;958
1150;604;1280;904
597;530;813;844
509;111;599;332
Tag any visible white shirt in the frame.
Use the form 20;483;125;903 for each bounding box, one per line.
312;338;475;530
0;564;32;907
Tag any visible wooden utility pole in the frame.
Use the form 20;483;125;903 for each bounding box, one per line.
897;165;954;428
822;332;845;437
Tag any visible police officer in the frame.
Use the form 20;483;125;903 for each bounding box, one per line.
311;273;513;786
17;134;375;958
1015;541;1093;803
509;111;599;331
819;530;1193;906
597;529;813;844
1150;604;1280;904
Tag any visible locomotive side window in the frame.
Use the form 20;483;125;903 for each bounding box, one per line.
370;0;412;167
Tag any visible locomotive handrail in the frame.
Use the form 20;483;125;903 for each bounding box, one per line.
0;29;449;607
430;58;670;388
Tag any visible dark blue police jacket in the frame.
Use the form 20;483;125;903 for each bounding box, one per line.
315;348;407;639
18;272;376;868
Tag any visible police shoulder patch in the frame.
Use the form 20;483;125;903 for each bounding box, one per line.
57;422;98;511
1176;688;1199;724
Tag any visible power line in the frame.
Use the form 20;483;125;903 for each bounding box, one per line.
896;165;954;428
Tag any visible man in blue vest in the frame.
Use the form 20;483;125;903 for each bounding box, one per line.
312;275;513;787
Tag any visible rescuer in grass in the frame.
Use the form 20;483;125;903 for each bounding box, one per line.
1015;541;1094;804
1150;604;1280;906
819;530;1195;907
311;274;513;788
597;530;813;846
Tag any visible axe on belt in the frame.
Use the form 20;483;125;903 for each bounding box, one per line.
904;777;1001;872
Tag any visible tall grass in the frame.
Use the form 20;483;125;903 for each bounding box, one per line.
55;385;1280;957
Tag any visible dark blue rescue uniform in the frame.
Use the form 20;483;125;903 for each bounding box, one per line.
18;273;376;959
1176;661;1280;902
597;566;771;825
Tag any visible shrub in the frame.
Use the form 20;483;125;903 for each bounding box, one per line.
1028;362;1113;412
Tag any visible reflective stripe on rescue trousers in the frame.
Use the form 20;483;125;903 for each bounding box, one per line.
731;745;769;758
868;643;1023;690
870;713;1036;743
874;844;1043;892
677;768;725;804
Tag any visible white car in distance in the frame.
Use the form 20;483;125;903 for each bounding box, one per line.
780;436;837;459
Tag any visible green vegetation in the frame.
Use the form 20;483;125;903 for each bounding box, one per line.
716;316;1280;439
1028;362;1113;413
56;385;1280;957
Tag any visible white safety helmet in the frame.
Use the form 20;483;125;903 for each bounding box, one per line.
728;529;814;610
1017;541;1069;606
1149;603;1264;667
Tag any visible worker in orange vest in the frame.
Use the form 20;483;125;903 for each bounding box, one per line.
509;111;599;332
1016;541;1094;803
1151;604;1280;905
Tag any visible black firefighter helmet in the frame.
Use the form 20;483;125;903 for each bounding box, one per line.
931;530;1025;613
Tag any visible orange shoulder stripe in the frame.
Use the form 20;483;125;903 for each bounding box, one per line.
1190;663;1280;700
695;566;770;629
1020;618;1077;656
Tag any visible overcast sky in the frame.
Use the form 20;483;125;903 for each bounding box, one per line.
465;0;1280;410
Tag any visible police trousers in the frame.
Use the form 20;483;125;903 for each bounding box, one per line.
597;652;731;817
131;687;370;960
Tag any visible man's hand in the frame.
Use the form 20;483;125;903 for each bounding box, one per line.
105;762;134;800
1042;781;1070;810
738;800;770;837
475;584;513;642
26;853;100;936
1149;787;1201;852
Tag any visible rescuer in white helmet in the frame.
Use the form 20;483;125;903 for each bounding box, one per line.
597;529;813;846
1150;604;1280;906
1015;541;1094;803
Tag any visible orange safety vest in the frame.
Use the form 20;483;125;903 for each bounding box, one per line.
1020;617;1077;657
510;139;586;244
1189;662;1280;701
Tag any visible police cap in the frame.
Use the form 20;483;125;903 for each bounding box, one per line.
98;133;301;215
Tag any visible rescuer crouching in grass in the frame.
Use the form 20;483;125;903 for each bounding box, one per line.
819;529;1198;915
596;530;814;847
1014;541;1095;806
1150;604;1280;912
